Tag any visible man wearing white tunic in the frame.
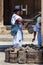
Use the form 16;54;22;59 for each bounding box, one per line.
11;5;23;47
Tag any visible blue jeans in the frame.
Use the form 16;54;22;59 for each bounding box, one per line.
37;34;42;47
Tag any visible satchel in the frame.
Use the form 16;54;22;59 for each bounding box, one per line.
11;25;18;36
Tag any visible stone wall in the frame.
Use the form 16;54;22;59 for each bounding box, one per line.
5;47;43;64
0;0;3;26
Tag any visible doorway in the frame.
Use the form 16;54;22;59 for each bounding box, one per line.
3;0;41;25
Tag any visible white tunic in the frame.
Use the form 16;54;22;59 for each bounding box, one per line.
11;14;23;47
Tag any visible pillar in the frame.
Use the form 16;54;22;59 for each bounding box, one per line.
41;0;43;46
0;0;3;26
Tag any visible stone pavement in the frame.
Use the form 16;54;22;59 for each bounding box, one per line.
0;30;38;51
0;32;38;51
0;30;38;45
0;52;43;65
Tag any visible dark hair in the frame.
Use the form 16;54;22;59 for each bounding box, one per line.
14;5;21;12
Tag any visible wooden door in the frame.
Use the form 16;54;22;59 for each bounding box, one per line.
3;0;41;25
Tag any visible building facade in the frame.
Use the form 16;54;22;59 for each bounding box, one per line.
3;0;41;25
0;0;43;46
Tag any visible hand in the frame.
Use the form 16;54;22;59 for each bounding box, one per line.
32;38;35;42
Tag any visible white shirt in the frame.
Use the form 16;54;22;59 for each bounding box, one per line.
11;13;23;47
11;13;22;25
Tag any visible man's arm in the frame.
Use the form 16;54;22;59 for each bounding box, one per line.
15;18;23;24
32;31;36;42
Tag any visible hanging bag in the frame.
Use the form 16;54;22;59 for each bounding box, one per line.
11;25;18;36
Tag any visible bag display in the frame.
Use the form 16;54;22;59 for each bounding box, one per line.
11;25;18;36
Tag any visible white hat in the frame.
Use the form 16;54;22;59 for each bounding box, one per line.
37;16;41;23
14;5;21;11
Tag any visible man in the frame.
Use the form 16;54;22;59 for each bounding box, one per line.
11;5;23;47
32;16;42;47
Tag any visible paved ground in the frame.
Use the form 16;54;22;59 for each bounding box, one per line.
0;32;38;50
0;30;38;45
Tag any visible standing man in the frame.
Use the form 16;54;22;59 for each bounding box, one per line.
11;5;23;47
32;16;42;47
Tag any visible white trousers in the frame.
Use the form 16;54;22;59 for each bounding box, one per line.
13;29;23;47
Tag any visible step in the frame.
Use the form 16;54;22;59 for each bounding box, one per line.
0;29;29;34
0;41;38;52
0;25;11;34
0;34;34;42
0;41;38;46
0;25;28;34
